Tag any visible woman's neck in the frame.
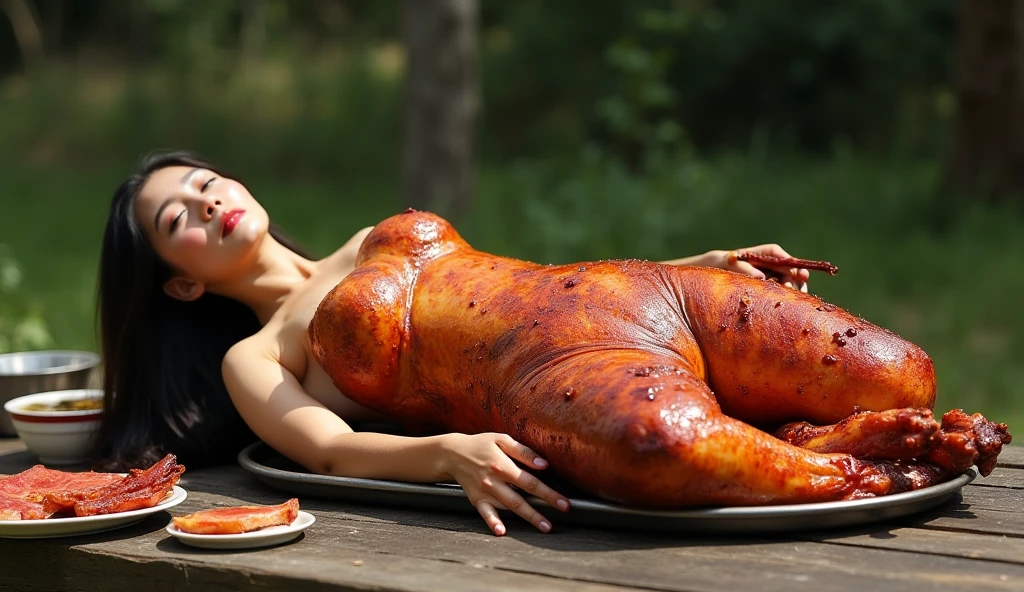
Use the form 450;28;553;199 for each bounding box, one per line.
210;237;316;325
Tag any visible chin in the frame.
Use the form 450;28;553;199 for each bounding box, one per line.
239;216;269;244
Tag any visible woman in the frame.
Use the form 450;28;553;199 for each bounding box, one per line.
93;151;813;536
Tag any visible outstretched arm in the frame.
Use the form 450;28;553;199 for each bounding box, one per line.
222;336;569;536
662;243;812;292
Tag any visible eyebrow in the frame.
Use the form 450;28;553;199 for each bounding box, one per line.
153;168;202;233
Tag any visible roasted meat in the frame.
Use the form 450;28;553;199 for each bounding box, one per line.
0;455;184;520
171;499;299;534
309;210;1011;508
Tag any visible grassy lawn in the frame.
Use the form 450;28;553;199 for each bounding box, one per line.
1;156;1021;432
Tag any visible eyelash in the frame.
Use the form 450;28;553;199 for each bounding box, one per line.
169;177;217;233
170;210;185;233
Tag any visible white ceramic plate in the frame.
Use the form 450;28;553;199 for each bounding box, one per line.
0;485;187;539
165;510;315;549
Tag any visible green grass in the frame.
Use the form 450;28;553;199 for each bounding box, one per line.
0;154;1021;433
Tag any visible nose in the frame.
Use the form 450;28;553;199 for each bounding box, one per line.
201;198;223;223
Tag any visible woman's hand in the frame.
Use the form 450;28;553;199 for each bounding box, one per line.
674;244;810;292
439;432;570;536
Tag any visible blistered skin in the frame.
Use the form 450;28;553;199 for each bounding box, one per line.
309;211;1005;507
775;409;941;460
925;409;1011;476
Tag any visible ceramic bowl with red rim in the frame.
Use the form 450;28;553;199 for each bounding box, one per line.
3;389;103;465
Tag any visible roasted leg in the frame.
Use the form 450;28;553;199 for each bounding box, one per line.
775;409;940;460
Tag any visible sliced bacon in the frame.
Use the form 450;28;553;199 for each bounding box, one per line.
172;499;299;534
0;466;124;519
0;466;124;498
0;455;184;520
0;492;49;520
72;454;185;516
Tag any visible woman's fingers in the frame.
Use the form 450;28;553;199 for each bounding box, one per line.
508;464;571;513
494;434;571;512
475;499;506;536
757;243;791;259
730;260;766;280
496;434;549;470
490;482;552;533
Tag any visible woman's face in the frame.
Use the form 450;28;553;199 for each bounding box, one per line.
134;166;270;288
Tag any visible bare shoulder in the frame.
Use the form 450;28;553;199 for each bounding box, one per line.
224;319;300;367
223;328;277;369
348;225;375;246
326;226;374;266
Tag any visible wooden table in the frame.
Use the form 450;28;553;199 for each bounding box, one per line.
1;439;1021;592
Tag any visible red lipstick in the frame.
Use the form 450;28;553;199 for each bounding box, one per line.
222;209;246;237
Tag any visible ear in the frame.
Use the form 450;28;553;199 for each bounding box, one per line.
163;276;206;302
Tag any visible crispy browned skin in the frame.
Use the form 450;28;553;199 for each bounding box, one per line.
172;499;299;534
71;454;184;517
309;211;1009;507
925;410;1011;476
775;409;941;460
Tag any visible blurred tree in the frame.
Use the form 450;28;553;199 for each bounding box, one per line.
948;0;1024;198
1;0;43;73
402;0;478;214
0;246;51;353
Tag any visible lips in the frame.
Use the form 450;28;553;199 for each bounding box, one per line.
222;209;246;238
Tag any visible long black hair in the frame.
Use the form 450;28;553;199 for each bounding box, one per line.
92;151;309;471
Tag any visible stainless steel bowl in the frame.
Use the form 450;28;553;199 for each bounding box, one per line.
0;351;102;437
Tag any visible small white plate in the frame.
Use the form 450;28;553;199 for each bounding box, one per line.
0;485;187;539
165;510;315;550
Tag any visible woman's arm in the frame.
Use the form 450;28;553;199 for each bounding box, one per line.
222;337;569;535
662;243;811;292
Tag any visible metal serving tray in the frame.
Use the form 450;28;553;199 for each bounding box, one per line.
238;441;976;535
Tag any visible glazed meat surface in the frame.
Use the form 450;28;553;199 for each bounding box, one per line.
309;211;1010;507
171;499;299;534
0;455;184;520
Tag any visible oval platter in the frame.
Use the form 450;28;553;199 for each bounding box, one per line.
238;442;975;534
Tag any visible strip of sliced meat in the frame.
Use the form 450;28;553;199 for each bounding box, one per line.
0;466;124;519
172;499;299;534
0;454;184;520
0;492;49;520
72;454;184;516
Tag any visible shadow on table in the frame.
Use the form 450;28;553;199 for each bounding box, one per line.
154;532;306;555
166;442;982;553
0;448;46;474
808;492;978;543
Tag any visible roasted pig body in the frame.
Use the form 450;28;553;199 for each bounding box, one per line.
309;211;1010;508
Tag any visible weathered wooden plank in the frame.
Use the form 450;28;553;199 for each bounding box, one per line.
0;530;631;592
6;467;1023;592
961;484;1024;512
807;526;1024;565
976;466;1024;490
0;437;25;457
4;440;1023;592
996;445;1024;468
152;508;1024;592
5;507;1015;592
907;496;1024;539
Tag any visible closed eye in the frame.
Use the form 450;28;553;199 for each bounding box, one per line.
169;209;186;232
201;177;216;192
